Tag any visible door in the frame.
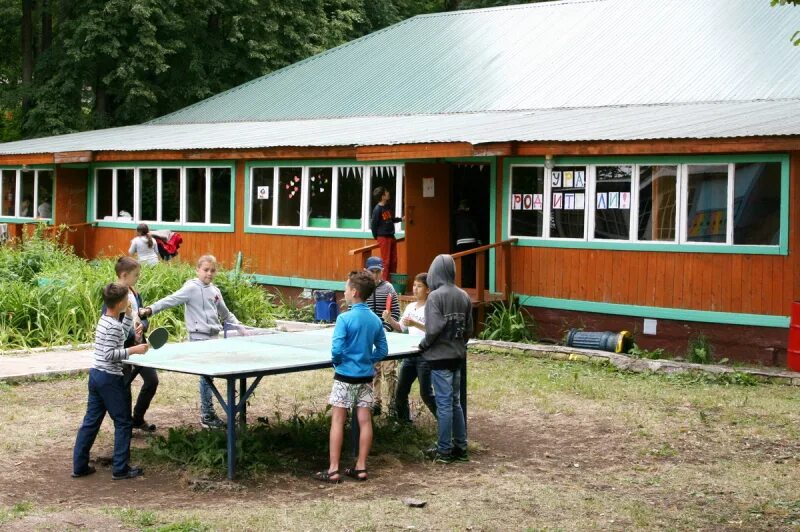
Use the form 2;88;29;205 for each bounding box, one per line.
404;163;451;280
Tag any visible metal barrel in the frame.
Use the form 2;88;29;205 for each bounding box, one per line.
566;329;632;353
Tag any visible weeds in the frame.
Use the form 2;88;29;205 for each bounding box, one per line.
479;301;536;342
627;343;668;360
139;409;434;478
686;333;715;364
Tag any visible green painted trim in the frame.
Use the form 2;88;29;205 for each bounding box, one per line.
308;218;332;228
253;274;344;291
247;159;411;168
512;239;782;255
246;225;372;238
337;218;361;229
517;294;790;328
88;162;236;229
502;155;790;256
94;221;234;233
0;217;54;226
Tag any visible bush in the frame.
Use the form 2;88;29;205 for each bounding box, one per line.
479;302;536;343
0;231;280;349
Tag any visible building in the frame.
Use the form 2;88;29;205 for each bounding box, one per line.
1;0;799;364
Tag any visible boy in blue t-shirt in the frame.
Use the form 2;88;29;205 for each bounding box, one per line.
314;270;388;483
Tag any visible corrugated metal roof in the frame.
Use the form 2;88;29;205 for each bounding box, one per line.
1;100;798;155
150;0;800;124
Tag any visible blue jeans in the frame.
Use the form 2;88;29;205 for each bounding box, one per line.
73;369;133;476
395;357;436;422
431;367;467;455
191;333;219;420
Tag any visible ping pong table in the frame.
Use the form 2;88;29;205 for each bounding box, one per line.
127;327;423;480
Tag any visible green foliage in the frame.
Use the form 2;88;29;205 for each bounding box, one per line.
686;333;714;365
141;410;434;477
0;230;279;349
479;302;536;342
627;343;668;360
156;519;213;532
269;291;316;323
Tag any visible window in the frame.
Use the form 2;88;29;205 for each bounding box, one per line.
637;165;677;241
0;168;54;220
248;164;403;233
93;165;232;225
509;166;545;237
508;159;784;248
550;166;586;239
594;166;632;240
733;163;781;245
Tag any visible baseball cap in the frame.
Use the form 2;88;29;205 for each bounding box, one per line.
365;256;384;270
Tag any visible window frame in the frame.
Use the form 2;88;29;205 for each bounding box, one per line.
0;167;56;223
504;155;788;255
245;161;404;238
89;162;235;232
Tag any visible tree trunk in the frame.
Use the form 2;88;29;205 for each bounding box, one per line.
445;0;461;11
21;0;34;112
41;0;53;53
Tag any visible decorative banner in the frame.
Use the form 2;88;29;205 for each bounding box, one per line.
522;194;533;210
552;193;563;209
564;193;575;210
512;194;523;210
620;192;631;209
564;171;574;188
575;193;585;210
575;171;586;188
609;192;620;209
257;186;270;199
596;192;608;209
551;171;562;188
532;194;543;210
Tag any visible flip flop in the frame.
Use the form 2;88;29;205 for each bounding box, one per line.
313;470;341;484
344;467;368;481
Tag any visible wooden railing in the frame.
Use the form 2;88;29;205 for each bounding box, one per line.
451;238;518;306
348;237;405;269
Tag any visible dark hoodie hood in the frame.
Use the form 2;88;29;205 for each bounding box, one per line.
427;254;455;291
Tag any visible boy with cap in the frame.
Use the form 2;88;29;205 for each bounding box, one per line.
364;256;401;415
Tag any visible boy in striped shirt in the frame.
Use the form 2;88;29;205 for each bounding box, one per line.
72;283;149;480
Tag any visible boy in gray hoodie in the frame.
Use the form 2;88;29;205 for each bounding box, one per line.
419;254;473;463
139;255;241;428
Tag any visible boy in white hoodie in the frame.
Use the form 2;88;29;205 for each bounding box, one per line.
139;255;240;428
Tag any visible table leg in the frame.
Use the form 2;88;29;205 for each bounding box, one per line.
226;377;236;480
239;377;247;428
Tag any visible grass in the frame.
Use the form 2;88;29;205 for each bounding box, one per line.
1;348;799;530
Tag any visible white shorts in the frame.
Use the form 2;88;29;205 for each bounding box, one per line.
328;380;375;409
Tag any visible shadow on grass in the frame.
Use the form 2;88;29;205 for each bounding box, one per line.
135;408;435;479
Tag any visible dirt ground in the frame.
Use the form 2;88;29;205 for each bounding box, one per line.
1;352;799;530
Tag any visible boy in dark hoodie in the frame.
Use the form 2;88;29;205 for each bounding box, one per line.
419;254;473;463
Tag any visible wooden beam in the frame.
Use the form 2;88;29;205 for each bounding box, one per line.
93;146;358;162
516;137;800;156
473;142;516;157
0;153;54;165
54;151;93;164
356;142;474;161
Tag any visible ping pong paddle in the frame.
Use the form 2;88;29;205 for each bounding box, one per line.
386;294;392;313
146;327;169;349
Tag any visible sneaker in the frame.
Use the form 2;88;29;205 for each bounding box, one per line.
71;465;96;478
132;419;157;432
200;416;225;429
112;466;143;480
424;447;454;464
451;448;470;462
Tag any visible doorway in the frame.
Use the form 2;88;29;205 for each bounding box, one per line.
450;163;491;288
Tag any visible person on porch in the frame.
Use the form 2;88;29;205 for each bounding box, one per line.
370;186;402;282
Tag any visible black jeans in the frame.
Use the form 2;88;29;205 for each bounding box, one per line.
394;356;436;422
123;365;159;424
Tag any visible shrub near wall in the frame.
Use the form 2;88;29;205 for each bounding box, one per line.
0;230;277;349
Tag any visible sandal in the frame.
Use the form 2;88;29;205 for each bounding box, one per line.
344;467;368;481
313;470;341;484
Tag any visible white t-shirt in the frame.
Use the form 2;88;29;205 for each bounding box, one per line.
128;235;160;265
401;301;426;336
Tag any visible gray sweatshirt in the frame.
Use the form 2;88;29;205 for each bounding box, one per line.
418;254;473;363
150;278;239;338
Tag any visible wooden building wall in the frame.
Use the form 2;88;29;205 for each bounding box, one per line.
496;152;799;318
